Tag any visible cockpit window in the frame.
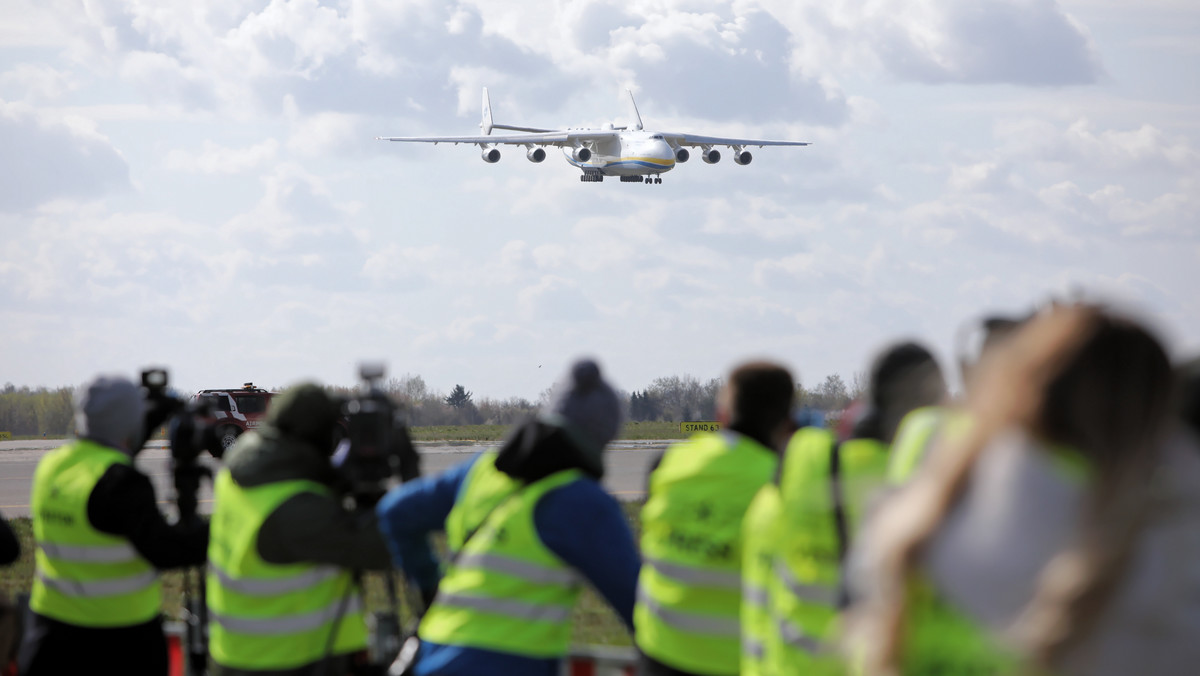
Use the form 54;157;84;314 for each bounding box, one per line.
651;134;664;140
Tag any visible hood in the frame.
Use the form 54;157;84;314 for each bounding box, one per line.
223;427;340;489
494;417;603;483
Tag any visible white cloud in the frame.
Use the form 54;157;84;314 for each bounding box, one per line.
1;0;1198;400
518;276;598;321
0;101;130;211
164;139;279;173
0;63;78;100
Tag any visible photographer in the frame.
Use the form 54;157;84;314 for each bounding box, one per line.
207;382;394;676
19;374;209;676
376;359;639;676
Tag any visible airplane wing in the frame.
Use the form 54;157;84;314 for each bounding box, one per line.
376;130;616;146
663;133;810;148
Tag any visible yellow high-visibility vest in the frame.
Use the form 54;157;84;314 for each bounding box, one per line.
419;452;585;657
635;431;777;676
207;469;367;670
31;440;161;627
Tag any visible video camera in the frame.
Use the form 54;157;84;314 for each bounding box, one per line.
140;368;218;676
140;368;224;463
337;363;420;507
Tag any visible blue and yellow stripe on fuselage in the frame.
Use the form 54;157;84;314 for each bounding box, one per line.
568;154;676;177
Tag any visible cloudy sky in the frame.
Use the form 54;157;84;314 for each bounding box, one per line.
1;0;1196;402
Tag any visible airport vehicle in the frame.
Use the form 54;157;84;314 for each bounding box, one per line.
378;88;810;183
193;384;274;451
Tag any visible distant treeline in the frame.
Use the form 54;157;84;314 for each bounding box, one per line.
0;372;863;437
341;372;862;427
0;385;76;437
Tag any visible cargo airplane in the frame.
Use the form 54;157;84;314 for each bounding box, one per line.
377;88;810;184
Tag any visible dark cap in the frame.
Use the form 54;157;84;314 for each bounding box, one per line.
541;359;622;472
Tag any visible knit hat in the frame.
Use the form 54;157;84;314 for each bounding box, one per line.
541;359;622;469
267;382;342;453
75;374;145;452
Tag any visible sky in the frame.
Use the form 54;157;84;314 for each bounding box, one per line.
1;0;1197;402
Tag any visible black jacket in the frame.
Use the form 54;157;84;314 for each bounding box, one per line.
19;446;209;676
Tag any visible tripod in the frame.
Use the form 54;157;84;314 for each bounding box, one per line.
173;458;212;676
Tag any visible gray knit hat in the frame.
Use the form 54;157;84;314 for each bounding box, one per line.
541;359;622;463
75;374;145;452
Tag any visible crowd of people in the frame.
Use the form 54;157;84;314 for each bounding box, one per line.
2;300;1199;676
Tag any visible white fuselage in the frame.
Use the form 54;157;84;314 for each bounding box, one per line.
565;131;676;176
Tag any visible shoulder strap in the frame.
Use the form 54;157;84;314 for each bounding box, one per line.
455;487;523;561
828;441;851;608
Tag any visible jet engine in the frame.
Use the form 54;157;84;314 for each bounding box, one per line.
572;147;592;163
481;147;501;163
733;150;753;166
701;148;721;164
526;147;546;163
674;148;690;163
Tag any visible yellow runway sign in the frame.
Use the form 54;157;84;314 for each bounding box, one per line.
680;421;722;434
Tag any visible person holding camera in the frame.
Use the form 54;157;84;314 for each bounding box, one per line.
207;382;395;676
376;358;640;676
18;374;209;676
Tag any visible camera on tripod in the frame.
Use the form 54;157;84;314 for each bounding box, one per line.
338;363;420;506
140;367;224;464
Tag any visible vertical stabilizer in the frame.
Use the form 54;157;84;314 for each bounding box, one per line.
481;87;494;135
627;89;643;131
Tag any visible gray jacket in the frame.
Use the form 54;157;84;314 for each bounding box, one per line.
856;427;1200;676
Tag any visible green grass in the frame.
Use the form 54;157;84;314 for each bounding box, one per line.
618;421;684;440
409;425;512;442
2;501;646;646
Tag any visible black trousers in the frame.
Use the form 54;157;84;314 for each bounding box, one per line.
18;612;168;676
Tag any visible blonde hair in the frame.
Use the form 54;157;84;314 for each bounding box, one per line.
855;304;1174;675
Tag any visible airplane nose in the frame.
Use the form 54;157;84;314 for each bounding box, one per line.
655;141;676;166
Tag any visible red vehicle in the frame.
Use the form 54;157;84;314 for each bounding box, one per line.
193;383;275;451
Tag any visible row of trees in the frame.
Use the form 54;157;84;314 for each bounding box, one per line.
0;384;75;437
313;371;861;427
0;373;865;437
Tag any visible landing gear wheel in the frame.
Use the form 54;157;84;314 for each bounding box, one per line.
655;177;662;184
219;426;242;452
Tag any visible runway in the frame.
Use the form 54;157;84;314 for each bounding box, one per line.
0;438;669;518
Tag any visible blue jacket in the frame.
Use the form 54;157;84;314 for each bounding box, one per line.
376;453;640;676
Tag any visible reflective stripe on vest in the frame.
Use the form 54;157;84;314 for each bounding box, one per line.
743;583;769;608
434;592;573;624
418;452;585;658
743;636;766;660
211;595;364;635
644;556;741;590
207;469;367;670
38;541;139;563
636;585;739;637
775;559;837;606
455;551;580;587
777;616;828;654
208;562;342;595
636;431;778;676
30;440;161;627
36;569;158;597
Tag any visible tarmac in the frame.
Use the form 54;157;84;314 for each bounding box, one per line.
0;438;668;518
